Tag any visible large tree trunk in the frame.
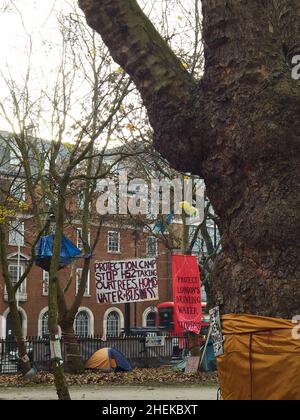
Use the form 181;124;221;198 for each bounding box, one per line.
78;0;300;319
7;301;31;375
48;184;71;400
60;323;85;374
199;0;300;317
57;285;85;374
57;259;91;374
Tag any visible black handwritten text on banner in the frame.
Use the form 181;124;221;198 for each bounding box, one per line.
95;258;159;304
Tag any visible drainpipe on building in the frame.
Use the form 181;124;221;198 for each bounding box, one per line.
133;229;140;328
16;241;21;309
124;228;140;335
167;248;173;302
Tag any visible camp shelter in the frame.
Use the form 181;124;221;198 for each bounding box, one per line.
217;314;300;400
35;234;81;271
85;347;132;372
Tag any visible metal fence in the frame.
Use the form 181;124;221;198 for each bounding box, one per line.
0;335;189;374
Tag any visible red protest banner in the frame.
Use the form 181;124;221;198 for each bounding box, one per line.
172;255;202;334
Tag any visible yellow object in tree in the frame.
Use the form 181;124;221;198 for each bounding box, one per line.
126;123;137;132
217;314;300;400
179;201;198;217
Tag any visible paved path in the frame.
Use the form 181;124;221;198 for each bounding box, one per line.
0;385;218;400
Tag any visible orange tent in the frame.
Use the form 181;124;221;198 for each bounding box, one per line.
85;347;132;372
217;314;300;400
85;348;116;370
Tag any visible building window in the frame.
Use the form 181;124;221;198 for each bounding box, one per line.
76;228;83;250
78;192;85;210
76;268;90;297
9;149;20;166
43;271;49;296
8;264;26;294
41;311;49;338
43;156;50;172
147;236;158;257
146;311;157;327
74;311;89;337
11;179;26;202
107;311;120;338
44;195;52;212
9;221;25;246
6;309;25;338
108;231;120;253
76;228;90;251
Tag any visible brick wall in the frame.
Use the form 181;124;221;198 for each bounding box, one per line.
0;221;173;337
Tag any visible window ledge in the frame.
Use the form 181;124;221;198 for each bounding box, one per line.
8;244;25;247
4;293;27;302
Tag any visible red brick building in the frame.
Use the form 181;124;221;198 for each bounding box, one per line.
0;217;173;339
0;131;182;340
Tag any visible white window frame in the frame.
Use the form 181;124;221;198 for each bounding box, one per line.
3;307;28;338
5;263;27;301
8;264;26;294
106;311;120;338
41;311;49;337
78;191;85;210
8;220;25;246
107;231;120;253
76;228;90;250
76;268;90;297
9;148;20;166
147;236;158;257
74;310;90;337
42;271;49;296
76;228;83;250
43;157;50;173
103;307;124;339
11;179;26;202
142;307;158;328
146;311;157;327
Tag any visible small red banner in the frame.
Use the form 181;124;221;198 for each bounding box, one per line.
172;255;202;334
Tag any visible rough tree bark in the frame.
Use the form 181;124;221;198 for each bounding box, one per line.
56;147;101;374
57;260;91;374
48;182;71;400
79;0;300;319
58;319;85;373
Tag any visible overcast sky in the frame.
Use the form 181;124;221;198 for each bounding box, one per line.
0;0;198;135
0;0;194;80
0;1;70;86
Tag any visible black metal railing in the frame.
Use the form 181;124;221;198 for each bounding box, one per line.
0;335;189;374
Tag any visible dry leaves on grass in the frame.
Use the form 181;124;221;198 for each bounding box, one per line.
0;367;218;387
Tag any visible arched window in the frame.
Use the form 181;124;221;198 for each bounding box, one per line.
146;311;157;327
41;311;49;337
74;311;89;337
142;307;158;328
107;311;120;338
4;307;28;338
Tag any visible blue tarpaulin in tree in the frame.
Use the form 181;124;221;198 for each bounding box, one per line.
152;212;174;234
35;235;81;272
